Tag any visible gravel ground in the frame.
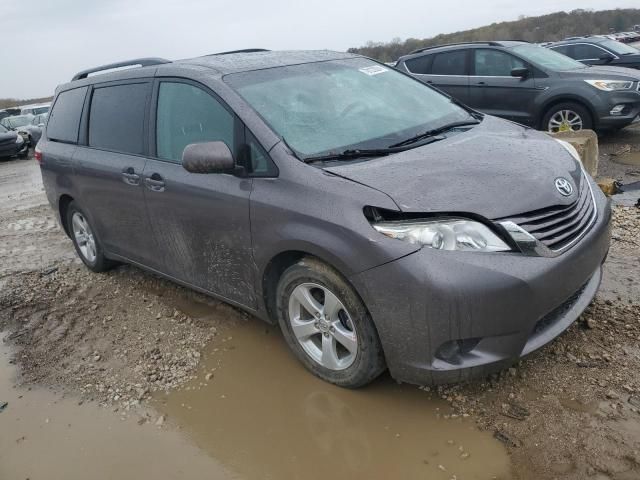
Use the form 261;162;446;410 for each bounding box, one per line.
1;142;640;479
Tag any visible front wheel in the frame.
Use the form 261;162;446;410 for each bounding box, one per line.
276;257;386;388
542;102;593;133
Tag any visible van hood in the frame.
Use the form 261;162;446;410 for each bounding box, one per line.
324;116;583;220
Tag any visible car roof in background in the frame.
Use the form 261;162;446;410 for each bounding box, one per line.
399;41;529;60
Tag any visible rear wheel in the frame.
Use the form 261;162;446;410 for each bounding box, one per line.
66;201;116;272
542;102;593;133
276;257;385;388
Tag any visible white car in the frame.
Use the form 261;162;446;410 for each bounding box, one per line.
19;103;50;116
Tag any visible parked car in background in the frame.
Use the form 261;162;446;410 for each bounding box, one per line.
396;41;640;133
0;115;35;145
0;123;28;159
38;51;610;388
548;37;640;69
17;113;48;147
19;103;50;116
0;108;21;122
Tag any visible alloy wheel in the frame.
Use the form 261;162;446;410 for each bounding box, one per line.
71;212;97;263
548;109;583;133
288;283;358;370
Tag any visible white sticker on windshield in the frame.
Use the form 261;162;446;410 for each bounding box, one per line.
358;65;388;76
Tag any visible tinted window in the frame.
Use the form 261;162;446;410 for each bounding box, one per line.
404;55;432;74
89;83;148;155
431;50;468;75
474;49;525;76
156;82;234;163
549;45;572;56
47;87;87;143
573;44;607;60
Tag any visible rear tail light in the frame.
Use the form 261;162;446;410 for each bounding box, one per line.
34;146;42;164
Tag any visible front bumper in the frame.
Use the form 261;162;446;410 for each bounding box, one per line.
350;180;612;386
592;90;640;129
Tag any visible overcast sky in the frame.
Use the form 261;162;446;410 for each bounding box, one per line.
1;0;637;98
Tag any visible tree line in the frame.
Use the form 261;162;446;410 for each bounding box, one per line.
348;8;640;62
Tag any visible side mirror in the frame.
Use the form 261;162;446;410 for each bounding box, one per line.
511;67;529;78
182;141;235;174
599;53;614;63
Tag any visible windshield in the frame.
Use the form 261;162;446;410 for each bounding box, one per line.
225;58;474;157
5;116;33;128
512;44;587;70
599;39;639;55
32;106;50;115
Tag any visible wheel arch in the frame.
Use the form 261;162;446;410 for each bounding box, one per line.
260;249;373;327
536;96;596;130
58;194;74;237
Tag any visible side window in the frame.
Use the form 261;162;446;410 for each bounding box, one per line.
47;87;87;143
573;44;607;60
156;82;234;163
474;49;526;76
88;83;148;155
550;45;573;57
431;50;468;75
244;129;277;177
404;54;433;74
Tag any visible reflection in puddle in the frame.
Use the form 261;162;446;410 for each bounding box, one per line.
157;317;513;480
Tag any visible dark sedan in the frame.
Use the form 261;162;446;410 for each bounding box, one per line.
0;124;28;159
548;37;640;69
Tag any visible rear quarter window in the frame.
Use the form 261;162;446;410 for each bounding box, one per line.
88;83;149;155
47;87;88;143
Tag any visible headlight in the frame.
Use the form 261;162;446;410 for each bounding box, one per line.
584;79;633;91
372;218;511;252
15;135;23;144
555;139;581;162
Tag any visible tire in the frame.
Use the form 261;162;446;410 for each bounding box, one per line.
276;257;385;388
542;102;593;133
66;201;116;272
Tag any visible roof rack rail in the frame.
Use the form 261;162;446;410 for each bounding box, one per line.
71;57;171;81
206;48;270;56
408;40;528;55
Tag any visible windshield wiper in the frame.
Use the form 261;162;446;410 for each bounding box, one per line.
388;120;480;149
303;148;398;163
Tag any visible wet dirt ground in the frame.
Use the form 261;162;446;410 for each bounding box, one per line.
1;131;639;480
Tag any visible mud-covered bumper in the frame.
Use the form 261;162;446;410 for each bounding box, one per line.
350;184;612;386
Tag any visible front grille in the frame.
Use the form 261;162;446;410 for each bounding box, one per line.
501;173;596;252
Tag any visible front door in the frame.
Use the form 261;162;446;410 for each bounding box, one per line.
468;49;540;126
142;79;255;307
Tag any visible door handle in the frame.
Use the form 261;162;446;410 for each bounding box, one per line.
475;81;486;85
144;173;165;192
121;167;140;186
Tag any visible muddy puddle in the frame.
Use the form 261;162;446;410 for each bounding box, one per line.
0;336;229;480
155;298;513;480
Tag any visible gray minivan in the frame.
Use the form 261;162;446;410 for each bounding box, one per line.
38;50;611;388
396;41;640;133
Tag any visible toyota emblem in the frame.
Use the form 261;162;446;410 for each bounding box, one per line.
555;177;573;196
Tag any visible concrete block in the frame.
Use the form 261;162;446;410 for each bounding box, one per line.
548;130;599;177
